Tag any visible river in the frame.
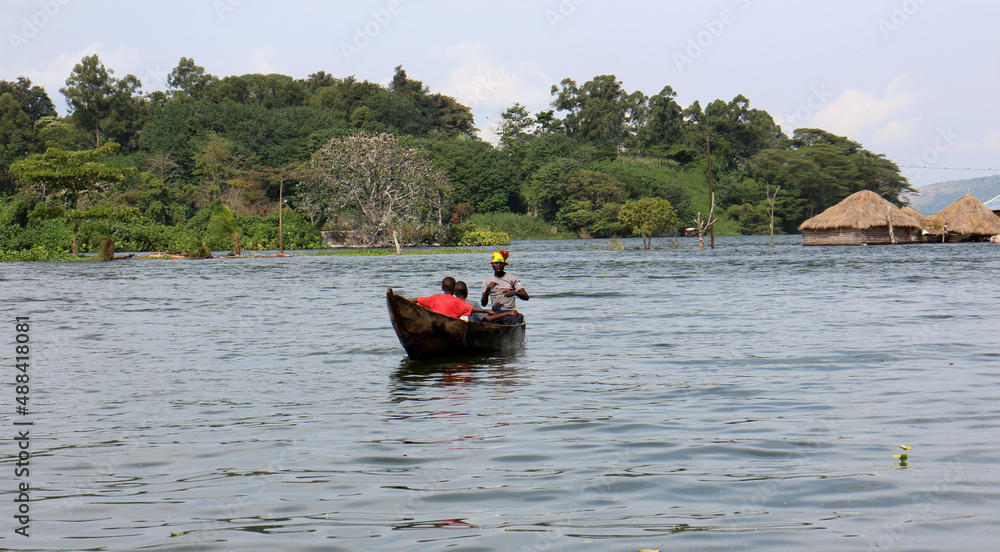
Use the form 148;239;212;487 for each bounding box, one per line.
2;235;998;551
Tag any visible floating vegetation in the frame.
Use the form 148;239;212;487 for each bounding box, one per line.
310;248;483;257
893;444;912;467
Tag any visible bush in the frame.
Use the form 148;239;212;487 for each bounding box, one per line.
456;226;510;246
237;211;325;250
186;238;210;259
0;218;71;252
463;212;573;239
77;219;195;252
0;245;74;262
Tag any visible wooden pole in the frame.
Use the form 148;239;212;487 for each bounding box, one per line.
705;135;715;249
278;177;284;255
888;204;896;244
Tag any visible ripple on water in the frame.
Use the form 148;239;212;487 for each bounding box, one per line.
5;236;1000;551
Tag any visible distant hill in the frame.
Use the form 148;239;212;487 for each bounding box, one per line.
903;175;1000;215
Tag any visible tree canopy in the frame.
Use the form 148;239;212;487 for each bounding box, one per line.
0;55;918;256
619;197;679;249
305;133;450;247
11;142;133;210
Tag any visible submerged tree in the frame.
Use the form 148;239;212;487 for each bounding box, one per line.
305;133;450;250
66;203;139;260
618;197;678;249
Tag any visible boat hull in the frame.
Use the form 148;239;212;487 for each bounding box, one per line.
386;288;525;360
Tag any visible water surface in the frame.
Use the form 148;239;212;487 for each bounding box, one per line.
2;235;998;551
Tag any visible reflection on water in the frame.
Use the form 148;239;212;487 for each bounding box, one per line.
390;355;524;403
3;236;999;551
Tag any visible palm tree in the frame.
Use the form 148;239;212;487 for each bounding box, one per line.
206;201;241;256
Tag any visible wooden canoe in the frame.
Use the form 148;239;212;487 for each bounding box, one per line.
386;288;526;360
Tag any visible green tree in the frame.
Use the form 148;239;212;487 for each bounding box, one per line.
550;75;648;156
60;54;148;150
253;162;313;254
205;200;242;256
0;77;57;122
697;94;784;170
203;73;308;109
167;57;218;100
0;93;36;184
141;101;344;180
302;70;337;92
418;138;522;213
34;116;89;151
192;132;243;203
790;129;912;203
618;196;678;249
557;169;629;237
725;201;773;236
101;73;147;152
602;157;695;223
66;203;139;260
423;92;477;138
60;54;114;146
780;128;914;222
748;146;829;232
309;76;382;120
364;89;428;136
389;65;428;97
496;102;539;155
305;133;450;249
10;142;134;253
639;85;687;155
525;157;582;220
389;66;476;138
131;172;191;225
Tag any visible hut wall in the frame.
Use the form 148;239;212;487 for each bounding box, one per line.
802;227;919;246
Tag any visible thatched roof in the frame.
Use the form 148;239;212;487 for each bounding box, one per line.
901;205;942;229
799;190;921;231
934;193;1000;236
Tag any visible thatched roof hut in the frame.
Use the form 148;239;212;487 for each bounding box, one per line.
934;193;1000;241
901;205;944;240
799;190;922;246
901;205;927;221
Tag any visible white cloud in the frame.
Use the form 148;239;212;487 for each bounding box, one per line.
952;130;1000;154
807;74;925;146
242;46;287;74
438;42;551;141
875;118;919;145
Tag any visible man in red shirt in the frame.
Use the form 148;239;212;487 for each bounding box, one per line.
417;277;474;319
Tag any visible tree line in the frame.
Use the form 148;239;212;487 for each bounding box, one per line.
0;54;914;257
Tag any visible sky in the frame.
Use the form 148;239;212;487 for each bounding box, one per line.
2;0;999;189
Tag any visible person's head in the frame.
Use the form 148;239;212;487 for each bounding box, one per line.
490;250;509;274
454;280;469;299
441;276;456;295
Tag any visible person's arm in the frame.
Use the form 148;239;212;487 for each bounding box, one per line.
500;285;529;301
481;281;495;306
483;310;518;322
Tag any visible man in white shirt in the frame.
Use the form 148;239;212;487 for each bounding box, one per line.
480;250;528;325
